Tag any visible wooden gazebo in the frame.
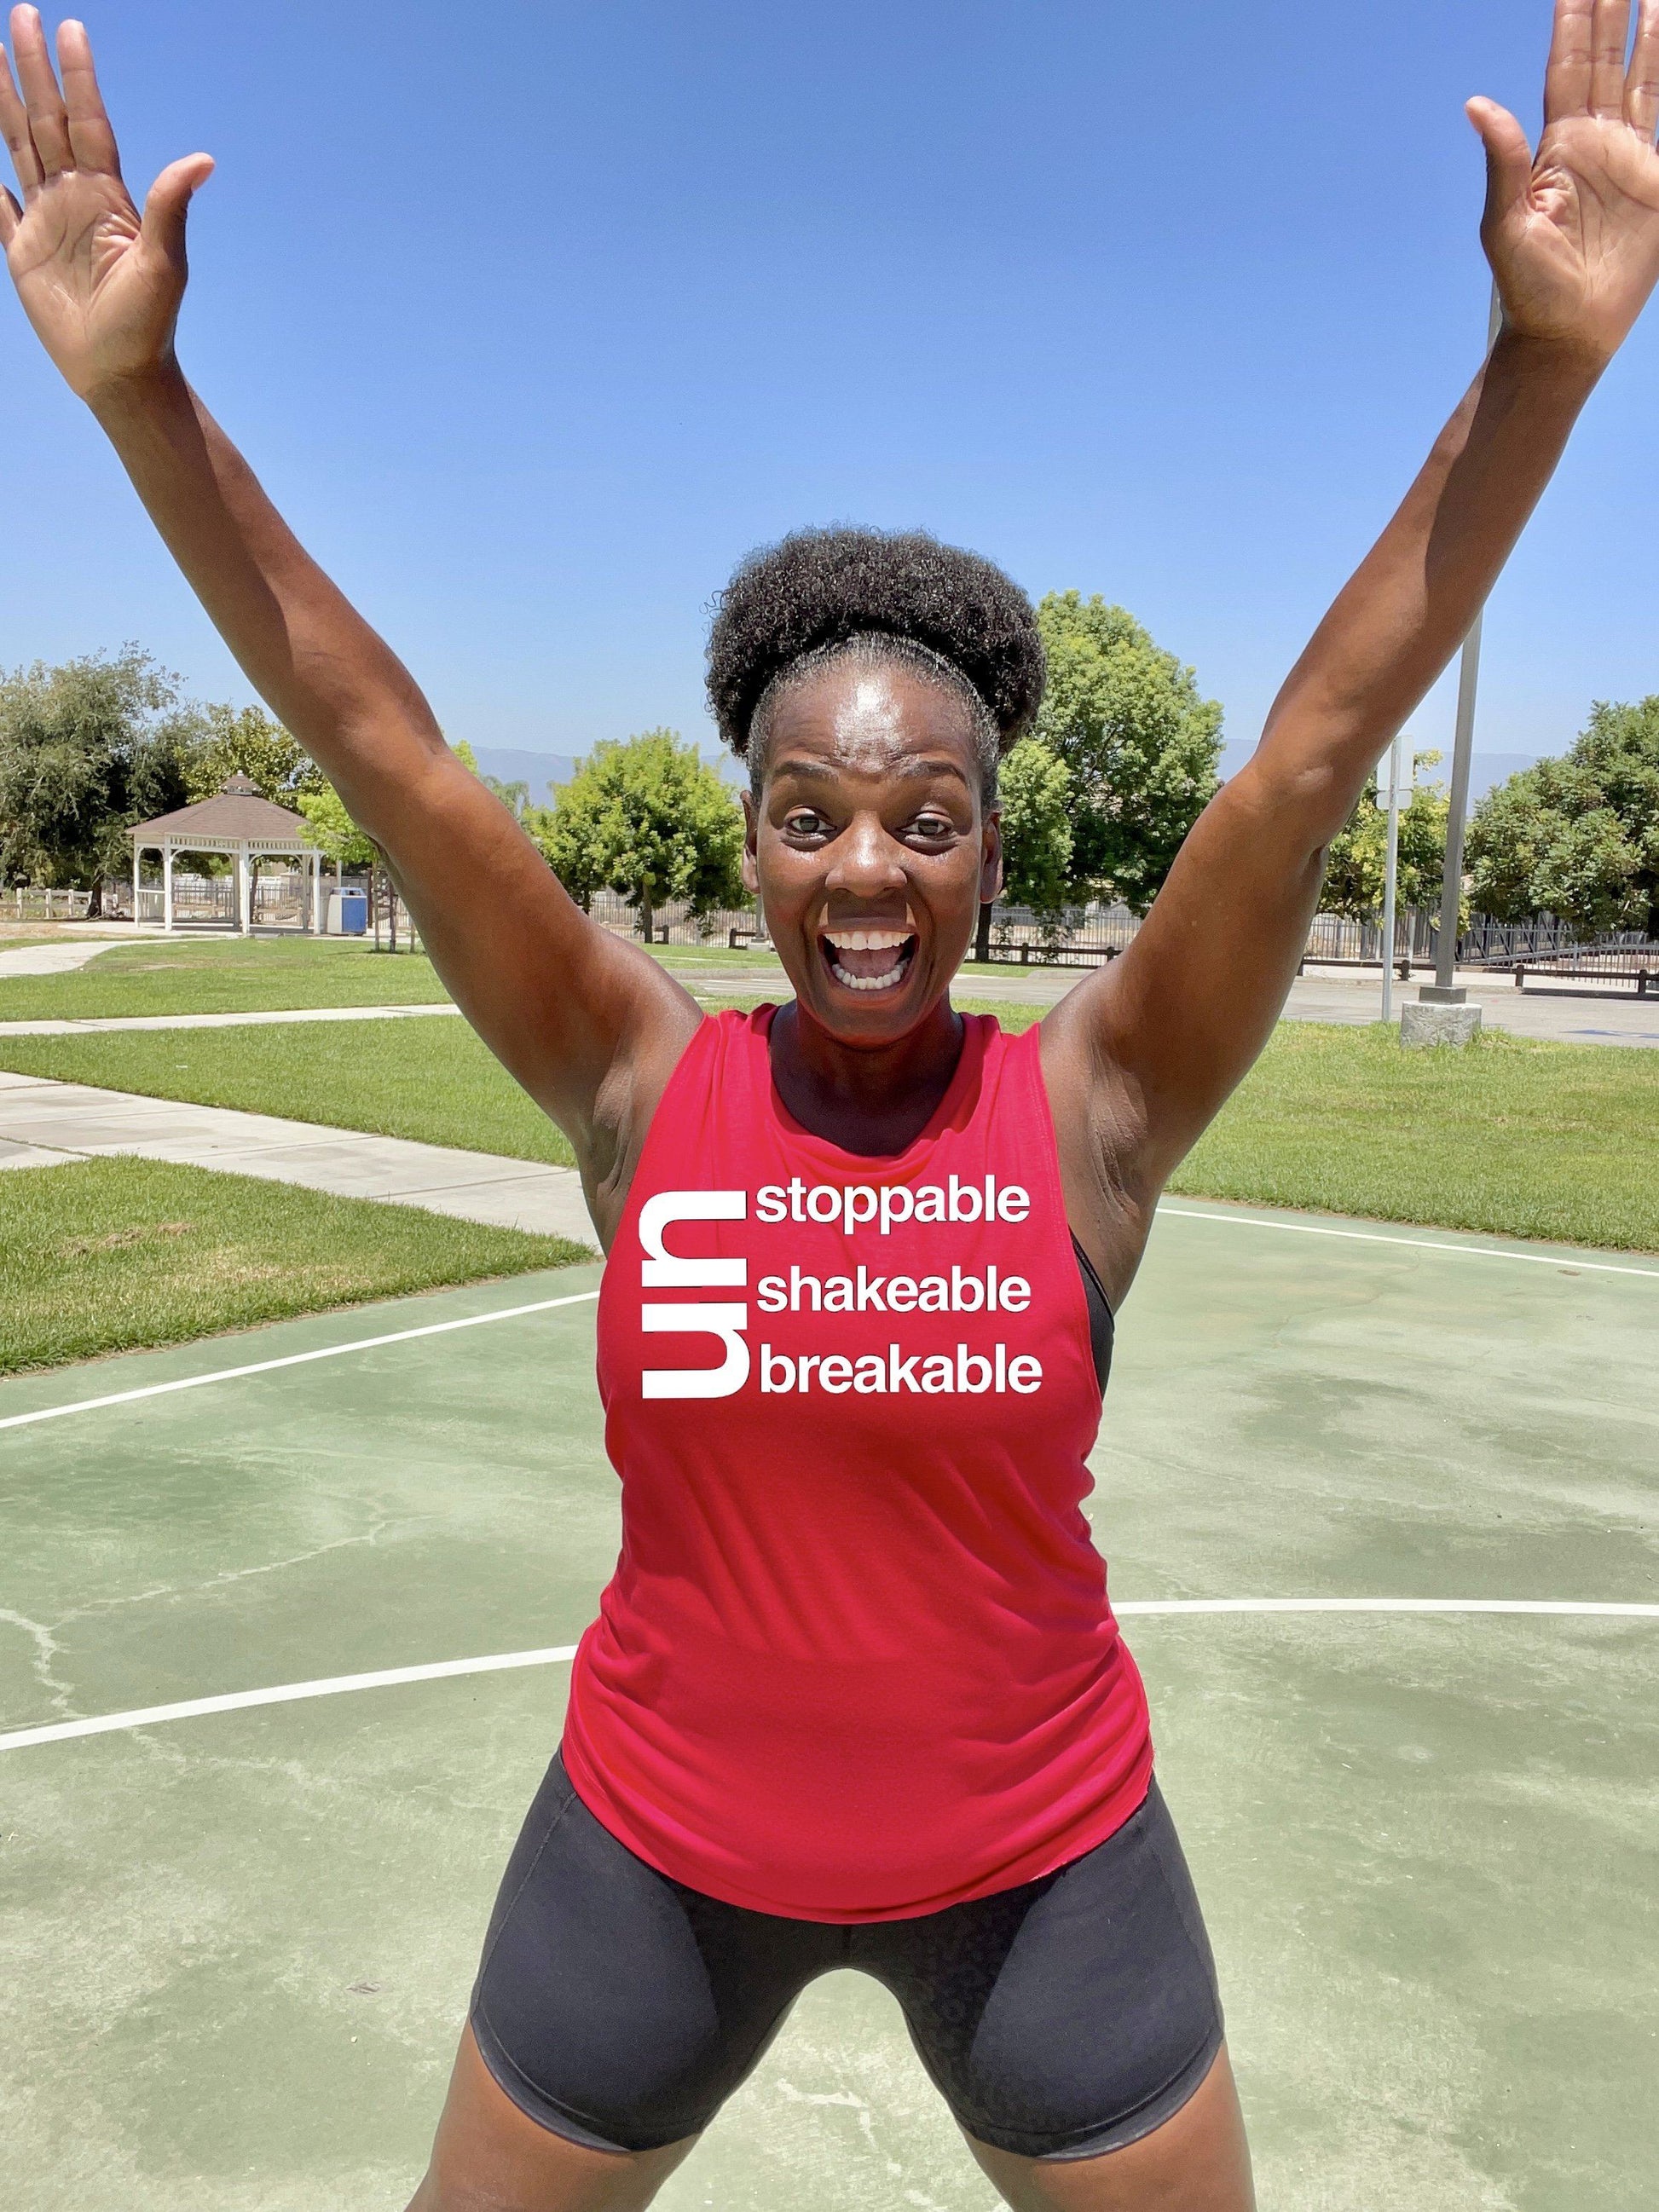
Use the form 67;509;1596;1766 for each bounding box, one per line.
130;773;324;934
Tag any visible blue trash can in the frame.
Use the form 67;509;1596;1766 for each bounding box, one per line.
329;889;368;936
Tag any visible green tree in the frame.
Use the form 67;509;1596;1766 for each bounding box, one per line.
295;782;377;872
535;730;745;937
0;647;200;913
1321;748;1448;921
1466;697;1659;940
975;736;1073;961
1032;592;1223;914
185;701;321;802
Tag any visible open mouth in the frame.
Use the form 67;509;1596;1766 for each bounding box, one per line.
820;927;918;995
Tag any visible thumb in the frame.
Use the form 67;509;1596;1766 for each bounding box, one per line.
1466;98;1533;235
140;153;216;264
0;184;20;251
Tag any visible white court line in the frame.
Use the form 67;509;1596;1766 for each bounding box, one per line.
0;1291;600;1434
1157;1204;1659;1280
4;1600;1656;1754
0;1644;581;1753
1113;1597;1659;1618
2;1208;1649;1438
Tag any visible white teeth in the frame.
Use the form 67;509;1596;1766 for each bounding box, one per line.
824;928;910;952
830;962;907;992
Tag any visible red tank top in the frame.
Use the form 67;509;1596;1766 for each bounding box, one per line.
562;1007;1152;1920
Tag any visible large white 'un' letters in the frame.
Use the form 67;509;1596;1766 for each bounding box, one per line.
639;1189;749;1400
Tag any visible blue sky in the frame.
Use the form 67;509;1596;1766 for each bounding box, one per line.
5;0;1657;789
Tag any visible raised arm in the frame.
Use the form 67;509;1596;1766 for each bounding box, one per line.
0;8;698;1239
1046;0;1659;1278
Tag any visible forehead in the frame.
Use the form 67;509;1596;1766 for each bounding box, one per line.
762;660;980;786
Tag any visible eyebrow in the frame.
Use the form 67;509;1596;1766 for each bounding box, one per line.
770;756;972;788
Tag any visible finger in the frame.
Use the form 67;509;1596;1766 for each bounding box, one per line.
1627;0;1659;134
0;178;20;245
10;4;70;175
1589;0;1634;116
1545;0;1596;122
1468;99;1536;232
56;18;118;176
0;43;43;193
139;152;213;264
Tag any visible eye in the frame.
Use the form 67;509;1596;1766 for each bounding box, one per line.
782;807;830;839
910;811;956;840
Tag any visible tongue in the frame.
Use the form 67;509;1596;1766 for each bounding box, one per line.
837;944;905;979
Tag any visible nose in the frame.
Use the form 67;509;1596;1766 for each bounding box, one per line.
826;807;907;899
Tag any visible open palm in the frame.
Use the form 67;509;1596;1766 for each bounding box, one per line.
0;7;211;397
1472;0;1659;359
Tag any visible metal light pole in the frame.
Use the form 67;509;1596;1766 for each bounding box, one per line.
1420;283;1505;1006
1379;732;1410;1025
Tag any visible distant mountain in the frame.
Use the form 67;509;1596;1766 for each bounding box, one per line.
1217;739;1540;801
467;743;745;802
468;748;580;802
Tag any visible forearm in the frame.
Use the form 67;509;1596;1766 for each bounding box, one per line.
1253;328;1602;840
88;362;442;836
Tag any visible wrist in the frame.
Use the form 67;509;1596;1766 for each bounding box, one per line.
1488;322;1609;399
83;355;192;428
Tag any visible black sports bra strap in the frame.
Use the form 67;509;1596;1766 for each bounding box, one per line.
1071;1235;1115;1395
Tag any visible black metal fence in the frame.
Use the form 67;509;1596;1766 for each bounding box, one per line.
56;875;1659;986
586;891;763;947
1454;917;1659;967
581;889;1659;974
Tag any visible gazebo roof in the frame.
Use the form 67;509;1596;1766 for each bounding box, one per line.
130;772;320;850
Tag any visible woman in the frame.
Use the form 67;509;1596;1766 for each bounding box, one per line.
5;5;1657;2205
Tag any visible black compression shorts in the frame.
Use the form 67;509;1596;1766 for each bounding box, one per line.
469;1753;1224;2163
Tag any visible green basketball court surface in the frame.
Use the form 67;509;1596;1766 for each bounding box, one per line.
3;1199;1655;2210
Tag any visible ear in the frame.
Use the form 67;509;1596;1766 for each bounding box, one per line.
980;804;1003;905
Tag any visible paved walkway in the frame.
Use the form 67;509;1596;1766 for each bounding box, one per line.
3;965;1656;1047
668;958;1659;1047
0;1002;461;1037
0;1071;597;1249
0;937;130;979
1270;967;1659;1047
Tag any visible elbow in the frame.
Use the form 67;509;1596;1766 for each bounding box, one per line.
1228;752;1356;858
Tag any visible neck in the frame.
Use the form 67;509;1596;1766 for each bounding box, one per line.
768;998;965;1157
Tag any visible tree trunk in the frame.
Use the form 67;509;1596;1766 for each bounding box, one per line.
974;901;993;967
639;881;654;944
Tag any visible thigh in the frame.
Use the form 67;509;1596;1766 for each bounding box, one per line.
465;1753;833;2156
964;2044;1254;2212
870;1780;1230;2165
408;2025;700;2212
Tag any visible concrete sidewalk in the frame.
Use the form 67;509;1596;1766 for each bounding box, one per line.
673;959;1659;1046
0;1002;462;1037
0;1070;597;1250
0;937;130;979
4;959;1655;1051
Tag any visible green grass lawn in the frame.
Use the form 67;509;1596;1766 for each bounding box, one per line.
0;1019;576;1166
1168;1020;1659;1254
0;932;1073;1025
3;1006;1656;1257
0;935;451;1020
0;1155;589;1376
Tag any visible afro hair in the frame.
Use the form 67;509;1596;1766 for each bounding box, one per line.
705;527;1046;794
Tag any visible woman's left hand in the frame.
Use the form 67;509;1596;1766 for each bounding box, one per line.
1471;0;1659;364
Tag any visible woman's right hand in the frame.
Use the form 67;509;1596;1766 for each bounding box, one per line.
0;8;212;399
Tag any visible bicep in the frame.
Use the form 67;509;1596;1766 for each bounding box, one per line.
367;749;702;1195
